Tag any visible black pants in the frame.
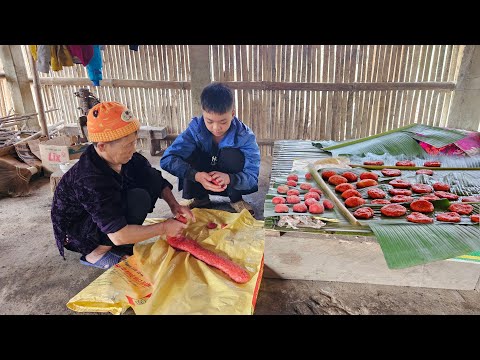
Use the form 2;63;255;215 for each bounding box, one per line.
182;147;258;203
96;188;152;256
67;167;165;256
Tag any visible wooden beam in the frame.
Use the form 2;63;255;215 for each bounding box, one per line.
447;45;480;131
3;72;456;93
38;77;191;90
28;77;458;92
189;46;211;116
223;81;456;91
0;45;39;130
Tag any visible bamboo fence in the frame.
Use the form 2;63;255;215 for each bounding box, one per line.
0;45;466;155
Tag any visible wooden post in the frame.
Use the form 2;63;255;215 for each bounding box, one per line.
189;45;211;117
447;45;480;131
29;51;49;138
0;45;39;130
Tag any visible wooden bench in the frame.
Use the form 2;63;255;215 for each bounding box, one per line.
61;124;168;156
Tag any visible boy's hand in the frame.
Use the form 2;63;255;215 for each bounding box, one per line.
195;171;226;192
208;171;230;188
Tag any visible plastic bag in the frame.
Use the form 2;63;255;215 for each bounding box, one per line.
67;208;264;315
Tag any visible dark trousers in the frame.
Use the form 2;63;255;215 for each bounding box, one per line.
67;167;165;256
182;147;257;203
96;188;152;255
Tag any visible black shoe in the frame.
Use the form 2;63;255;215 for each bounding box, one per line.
230;200;255;215
188;196;211;209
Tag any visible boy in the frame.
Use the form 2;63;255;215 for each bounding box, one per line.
160;82;260;215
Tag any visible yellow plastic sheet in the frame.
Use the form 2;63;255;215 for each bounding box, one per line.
67;208;265;315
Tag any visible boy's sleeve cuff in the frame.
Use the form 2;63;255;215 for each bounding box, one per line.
186;168;198;181
228;173;237;187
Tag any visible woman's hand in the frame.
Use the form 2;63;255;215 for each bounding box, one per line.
161;218;187;237
171;204;195;223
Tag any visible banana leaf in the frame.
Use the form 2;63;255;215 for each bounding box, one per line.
318;162;480;268
402;124;466;148
452;250;480;263
315;124;468;157
313;165;480;269
263;216;373;236
320;132;426;157
370;222;480;269
266;140;480;269
326;166;480;227
354;201;479;227
348;153;480;169
441;172;480;196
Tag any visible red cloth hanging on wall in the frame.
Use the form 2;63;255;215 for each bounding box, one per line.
67;45;94;66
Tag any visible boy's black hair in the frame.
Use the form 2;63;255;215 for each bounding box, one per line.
200;82;234;114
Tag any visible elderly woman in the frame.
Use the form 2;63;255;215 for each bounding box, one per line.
51;101;194;269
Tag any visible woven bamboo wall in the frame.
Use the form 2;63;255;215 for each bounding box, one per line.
211;45;463;144
1;45;466;155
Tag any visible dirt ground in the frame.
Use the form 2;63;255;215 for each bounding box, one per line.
1;152;480;315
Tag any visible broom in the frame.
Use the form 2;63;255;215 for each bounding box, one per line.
0;157;38;197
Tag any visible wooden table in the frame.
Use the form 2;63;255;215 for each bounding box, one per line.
262;140;480;290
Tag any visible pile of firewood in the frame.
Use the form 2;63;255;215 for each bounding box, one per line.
0;129;37;149
0;129;20;147
0;112;35;128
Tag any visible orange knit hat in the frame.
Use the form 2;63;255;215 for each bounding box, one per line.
87;101;141;142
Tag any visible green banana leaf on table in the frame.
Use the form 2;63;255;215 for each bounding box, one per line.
266;125;480;269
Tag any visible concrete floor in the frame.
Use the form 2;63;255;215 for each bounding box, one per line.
1;151;480;315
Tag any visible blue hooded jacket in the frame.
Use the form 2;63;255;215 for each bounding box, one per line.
160;116;260;191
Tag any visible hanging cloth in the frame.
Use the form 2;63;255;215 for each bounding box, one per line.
30;45;51;73
29;45;37;59
59;45;74;66
86;45;103;86
50;45;74;71
67;45;94;66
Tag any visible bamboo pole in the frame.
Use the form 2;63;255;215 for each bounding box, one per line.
345;45;356;140
13;121;64;146
349;164;480;171
35;77;456;92
308;163;362;227
29;53;48;138
0;108;58;124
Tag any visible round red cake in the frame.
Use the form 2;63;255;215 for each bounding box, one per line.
407;212;433;224
380;204;407;217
